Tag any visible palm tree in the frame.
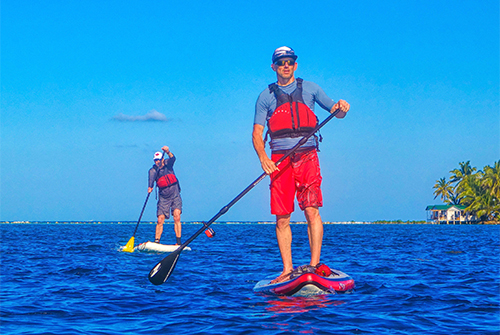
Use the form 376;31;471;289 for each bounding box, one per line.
481;161;500;220
464;186;497;221
460;173;481;203
433;177;453;202
448;192;462;205
482;161;500;200
458;171;499;221
450;161;477;194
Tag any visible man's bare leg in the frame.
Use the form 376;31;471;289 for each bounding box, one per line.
271;214;294;283
173;208;182;245
155;214;165;242
304;206;323;266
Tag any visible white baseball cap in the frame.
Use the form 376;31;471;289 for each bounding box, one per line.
153;152;162;160
272;46;298;63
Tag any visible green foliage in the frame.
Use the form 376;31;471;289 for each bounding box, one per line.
372;220;426;224
433;177;454;202
433;160;500;222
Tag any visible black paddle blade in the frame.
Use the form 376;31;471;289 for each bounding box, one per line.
148;250;181;285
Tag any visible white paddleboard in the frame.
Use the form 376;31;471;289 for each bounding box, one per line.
135;241;191;253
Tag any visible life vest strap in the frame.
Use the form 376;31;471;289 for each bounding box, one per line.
270;128;315;139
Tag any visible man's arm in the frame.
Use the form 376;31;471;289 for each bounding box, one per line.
161;145;176;169
252;124;279;175
148;168;156;193
162;146;174;158
307;81;349;118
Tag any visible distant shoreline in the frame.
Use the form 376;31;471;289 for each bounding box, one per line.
1;220;498;225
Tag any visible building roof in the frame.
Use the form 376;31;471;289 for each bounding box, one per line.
425;205;466;211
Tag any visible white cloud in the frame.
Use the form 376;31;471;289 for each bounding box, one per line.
112;109;168;122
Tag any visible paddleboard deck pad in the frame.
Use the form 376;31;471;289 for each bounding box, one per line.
135;241;191;253
253;264;354;296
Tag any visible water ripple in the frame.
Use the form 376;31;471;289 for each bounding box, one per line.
1;223;499;334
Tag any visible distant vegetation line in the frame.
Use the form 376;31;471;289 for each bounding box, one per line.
5;220;499;225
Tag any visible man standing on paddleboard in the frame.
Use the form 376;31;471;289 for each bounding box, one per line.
148;146;183;245
252;46;350;284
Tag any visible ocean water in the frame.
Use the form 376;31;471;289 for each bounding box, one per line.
1;222;499;334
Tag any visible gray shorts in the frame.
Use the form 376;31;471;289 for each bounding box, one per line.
157;193;182;219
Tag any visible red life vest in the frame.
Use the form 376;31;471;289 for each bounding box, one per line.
157;173;178;188
267;78;318;140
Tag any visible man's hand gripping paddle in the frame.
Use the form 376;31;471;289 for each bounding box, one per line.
148;109;341;285
123;152;165;252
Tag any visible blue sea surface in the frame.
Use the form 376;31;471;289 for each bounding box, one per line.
1;222;499;334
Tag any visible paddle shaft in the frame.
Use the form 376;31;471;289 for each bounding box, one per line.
180;109;340;247
131;192;151;237
149;110;340;283
131;151;167;237
201;109;338;236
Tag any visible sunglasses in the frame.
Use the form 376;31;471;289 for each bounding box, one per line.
274;59;295;66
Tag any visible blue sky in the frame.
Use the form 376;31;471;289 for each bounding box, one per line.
1;0;498;223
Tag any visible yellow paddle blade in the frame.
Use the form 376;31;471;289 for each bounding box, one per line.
122;236;135;253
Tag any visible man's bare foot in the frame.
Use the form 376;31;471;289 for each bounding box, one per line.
270;271;292;284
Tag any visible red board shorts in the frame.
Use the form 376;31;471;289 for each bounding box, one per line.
270;149;323;215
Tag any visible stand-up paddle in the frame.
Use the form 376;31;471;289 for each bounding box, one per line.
148;109;341;285
122;192;151;252
123;152;165;253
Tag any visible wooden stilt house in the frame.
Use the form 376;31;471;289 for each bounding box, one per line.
425;205;476;224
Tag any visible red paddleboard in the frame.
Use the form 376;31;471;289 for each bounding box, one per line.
253;265;355;296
